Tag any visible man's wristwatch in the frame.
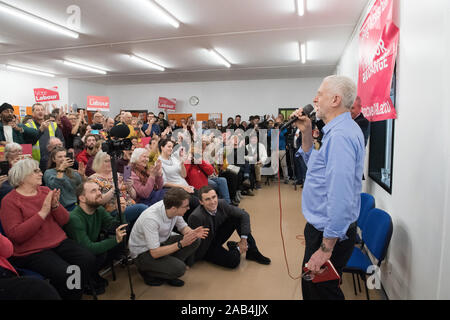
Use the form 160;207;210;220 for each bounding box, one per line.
320;242;333;253
177;241;183;249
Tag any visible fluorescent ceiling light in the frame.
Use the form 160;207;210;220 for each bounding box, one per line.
296;0;305;16
129;54;165;71
0;1;79;38
299;42;307;64
62;60;107;74
209;49;231;68
6;64;55;77
147;0;180;28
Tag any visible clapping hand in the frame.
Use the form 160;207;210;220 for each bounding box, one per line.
192;226;209;239
78;161;86;177
51;189;61;209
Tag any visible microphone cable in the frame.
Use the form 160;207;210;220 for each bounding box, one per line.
276;131;303;281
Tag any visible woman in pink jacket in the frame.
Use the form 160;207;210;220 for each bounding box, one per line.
129;148;166;207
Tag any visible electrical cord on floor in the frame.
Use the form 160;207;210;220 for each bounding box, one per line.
277;167;303;281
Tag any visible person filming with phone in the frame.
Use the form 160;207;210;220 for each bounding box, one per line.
292;75;365;300
43;147;85;211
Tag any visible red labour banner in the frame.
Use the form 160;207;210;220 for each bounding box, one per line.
34;87;60;102
87;96;110;111
158;97;176;111
358;0;399;122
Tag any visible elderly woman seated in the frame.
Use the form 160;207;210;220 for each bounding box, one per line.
129;148;166;207
0;142;24;202
89;151;147;226
0;158;96;299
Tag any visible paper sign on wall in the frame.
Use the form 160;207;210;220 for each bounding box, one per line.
158;97;176;111
87;96;110;111
34;87;60;102
357;0;399;122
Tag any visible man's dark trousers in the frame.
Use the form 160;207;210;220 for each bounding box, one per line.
301;222;356;300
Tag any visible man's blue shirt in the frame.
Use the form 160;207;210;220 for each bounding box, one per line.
296;112;365;240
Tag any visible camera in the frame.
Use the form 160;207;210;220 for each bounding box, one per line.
102;138;133;155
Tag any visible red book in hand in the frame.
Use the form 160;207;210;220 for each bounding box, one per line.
303;260;340;283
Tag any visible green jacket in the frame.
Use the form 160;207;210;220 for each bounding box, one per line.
64;206;120;255
0;122;40;145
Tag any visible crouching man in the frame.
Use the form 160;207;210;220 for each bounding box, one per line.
188;186;270;269
129;187;209;287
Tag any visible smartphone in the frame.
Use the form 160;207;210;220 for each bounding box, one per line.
67;152;74;160
91;130;100;135
0;161;9;176
123;165;132;182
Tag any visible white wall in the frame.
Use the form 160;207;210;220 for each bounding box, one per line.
0;69;69;107
106;78;323;123
337;0;450;300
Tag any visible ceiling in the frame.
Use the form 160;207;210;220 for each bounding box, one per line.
0;0;369;85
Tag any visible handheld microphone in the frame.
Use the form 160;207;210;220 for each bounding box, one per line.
280;104;316;130
109;124;130;138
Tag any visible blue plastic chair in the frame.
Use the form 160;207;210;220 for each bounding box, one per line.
356;193;375;245
344;208;393;300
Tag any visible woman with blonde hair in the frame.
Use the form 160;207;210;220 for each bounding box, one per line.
129;148;166;207
89;151;147;225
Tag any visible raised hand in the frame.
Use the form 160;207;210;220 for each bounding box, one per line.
78;161;86;177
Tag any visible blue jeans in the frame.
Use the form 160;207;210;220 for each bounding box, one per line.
208;177;231;204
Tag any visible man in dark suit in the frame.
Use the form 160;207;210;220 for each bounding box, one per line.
187;186;270;269
351;96;370;146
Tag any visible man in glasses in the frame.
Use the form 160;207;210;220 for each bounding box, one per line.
129;187;209;287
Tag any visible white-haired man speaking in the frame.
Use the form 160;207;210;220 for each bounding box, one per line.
292;75;365;300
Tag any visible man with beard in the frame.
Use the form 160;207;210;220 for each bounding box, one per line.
76;134;98;167
65;181;128;294
0;103;40;145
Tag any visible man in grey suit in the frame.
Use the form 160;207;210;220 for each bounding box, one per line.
188;185;270;269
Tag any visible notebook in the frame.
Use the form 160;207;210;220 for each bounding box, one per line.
303;260;340;283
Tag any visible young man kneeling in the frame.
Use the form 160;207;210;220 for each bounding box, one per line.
129;188;209;287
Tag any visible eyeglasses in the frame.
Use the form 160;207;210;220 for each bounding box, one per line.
33;169;42;174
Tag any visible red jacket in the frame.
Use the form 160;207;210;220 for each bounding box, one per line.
76;149;93;166
0;186;69;257
184;161;215;190
0;233;18;275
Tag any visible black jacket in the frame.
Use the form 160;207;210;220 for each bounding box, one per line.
187;200;251;261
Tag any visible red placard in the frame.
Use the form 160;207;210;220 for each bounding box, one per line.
358;0;399;122
87;96;110;111
34;87;60;102
158;97;176;111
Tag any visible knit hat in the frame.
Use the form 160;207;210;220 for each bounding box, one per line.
0;103;14;113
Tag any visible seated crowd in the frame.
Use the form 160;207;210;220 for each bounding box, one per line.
0;102;309;300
